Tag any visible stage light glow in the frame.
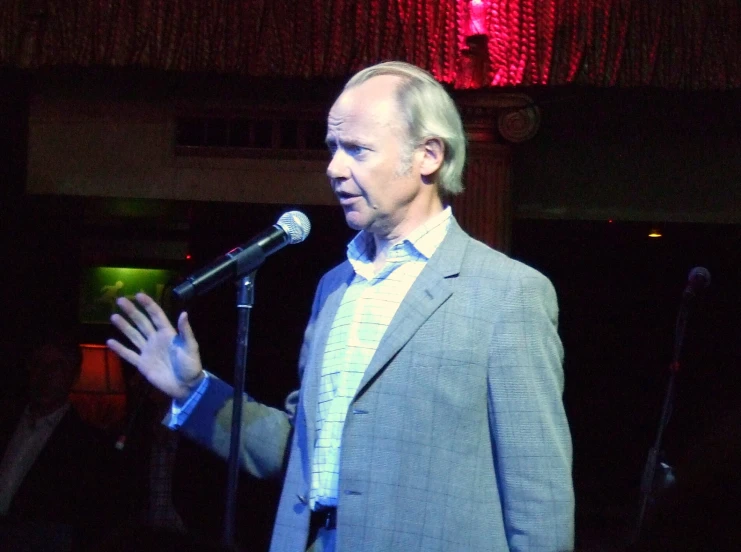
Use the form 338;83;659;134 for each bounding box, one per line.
468;0;487;36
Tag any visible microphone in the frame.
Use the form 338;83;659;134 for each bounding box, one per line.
172;211;311;302
683;266;711;298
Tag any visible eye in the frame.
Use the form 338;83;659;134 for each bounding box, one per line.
345;143;367;157
326;140;368;158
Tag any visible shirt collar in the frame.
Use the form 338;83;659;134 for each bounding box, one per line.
346;206;453;268
23;402;70;429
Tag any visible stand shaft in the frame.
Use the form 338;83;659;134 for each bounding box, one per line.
223;274;256;548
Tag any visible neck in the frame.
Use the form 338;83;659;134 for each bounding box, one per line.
372;197;444;258
370;201;446;270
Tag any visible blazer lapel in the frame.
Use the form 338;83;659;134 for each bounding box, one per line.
354;220;469;398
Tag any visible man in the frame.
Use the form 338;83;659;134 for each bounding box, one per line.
108;61;574;551
0;334;113;550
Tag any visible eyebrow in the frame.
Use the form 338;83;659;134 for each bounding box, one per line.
325;135;370;148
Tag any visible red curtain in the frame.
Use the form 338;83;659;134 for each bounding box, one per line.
1;0;739;90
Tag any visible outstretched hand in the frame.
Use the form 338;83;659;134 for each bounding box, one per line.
107;292;204;400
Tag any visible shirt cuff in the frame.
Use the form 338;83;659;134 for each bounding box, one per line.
166;372;210;430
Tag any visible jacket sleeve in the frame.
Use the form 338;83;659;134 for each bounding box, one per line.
175;272;328;479
487;268;575;551
176;377;294;479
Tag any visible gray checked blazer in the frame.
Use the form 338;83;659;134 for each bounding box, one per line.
179;218;575;551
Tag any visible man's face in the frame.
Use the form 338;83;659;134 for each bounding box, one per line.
28;344;79;408
325;76;425;239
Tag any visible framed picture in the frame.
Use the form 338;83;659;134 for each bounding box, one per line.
79;266;178;324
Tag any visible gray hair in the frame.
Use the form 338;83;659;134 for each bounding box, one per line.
345;61;466;195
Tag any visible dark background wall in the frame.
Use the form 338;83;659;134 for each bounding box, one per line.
513;87;741;223
1;69;739;550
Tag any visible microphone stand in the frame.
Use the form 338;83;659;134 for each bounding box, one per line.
630;290;695;545
222;271;256;549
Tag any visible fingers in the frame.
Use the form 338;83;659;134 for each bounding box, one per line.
136;292;174;331
106;338;142;368
110;312;148;351
115;295;156;337
110;293;179;353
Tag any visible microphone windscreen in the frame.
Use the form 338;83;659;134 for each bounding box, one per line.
278;211;311;244
687;266;711;289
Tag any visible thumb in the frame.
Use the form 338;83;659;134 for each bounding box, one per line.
177;312;199;355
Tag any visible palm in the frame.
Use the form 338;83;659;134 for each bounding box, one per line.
141;329;196;397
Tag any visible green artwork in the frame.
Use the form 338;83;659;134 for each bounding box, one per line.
79;267;177;324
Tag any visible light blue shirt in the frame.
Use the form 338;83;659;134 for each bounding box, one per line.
167;373;210;429
309;207;452;508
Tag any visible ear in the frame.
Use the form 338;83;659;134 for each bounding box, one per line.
419;137;445;178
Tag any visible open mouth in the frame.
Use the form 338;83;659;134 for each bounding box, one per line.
336;191;360;201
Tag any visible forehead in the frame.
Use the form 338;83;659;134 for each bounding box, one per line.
327;75;404;136
29;344;76;375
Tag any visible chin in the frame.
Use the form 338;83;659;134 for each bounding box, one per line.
343;211;369;231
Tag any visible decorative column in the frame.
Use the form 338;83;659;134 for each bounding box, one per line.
452;92;540;253
16;0;47;68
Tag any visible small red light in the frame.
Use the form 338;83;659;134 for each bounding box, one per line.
186;254;192;260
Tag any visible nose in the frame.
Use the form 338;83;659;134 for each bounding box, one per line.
326;149;350;181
